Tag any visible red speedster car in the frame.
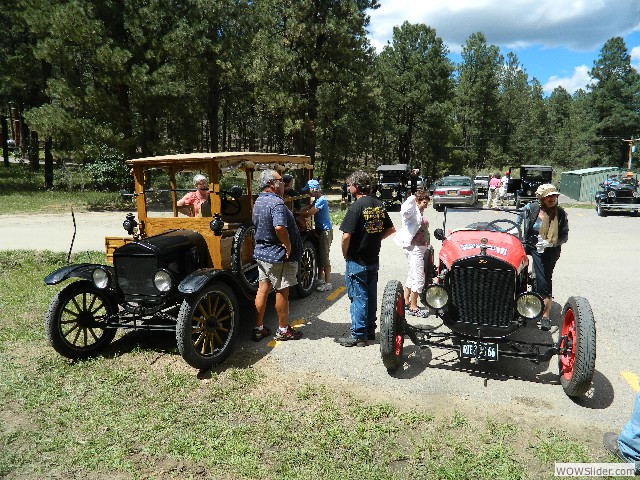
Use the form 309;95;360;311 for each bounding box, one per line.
380;207;596;397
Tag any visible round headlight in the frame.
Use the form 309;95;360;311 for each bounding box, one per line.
608;190;616;198
424;285;449;310
153;270;173;292
92;267;110;289
516;293;543;319
633;191;639;198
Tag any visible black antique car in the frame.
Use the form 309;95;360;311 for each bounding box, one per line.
380;207;596;398
594;173;640;216
44;152;319;370
507;165;553;208
374;164;412;208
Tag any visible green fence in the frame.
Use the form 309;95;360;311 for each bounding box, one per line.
560;167;620;202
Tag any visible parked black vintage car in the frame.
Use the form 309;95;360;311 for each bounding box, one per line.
594;173;640;216
380;208;596;398
44;152;319;370
507;165;553;208
374;164;412;207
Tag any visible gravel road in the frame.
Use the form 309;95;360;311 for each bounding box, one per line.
2;201;639;436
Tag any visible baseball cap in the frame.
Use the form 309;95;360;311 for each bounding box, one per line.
301;179;320;192
536;183;560;199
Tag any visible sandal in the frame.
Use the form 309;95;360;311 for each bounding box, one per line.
408;308;428;318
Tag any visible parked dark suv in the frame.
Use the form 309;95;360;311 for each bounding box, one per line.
374;164;412;208
507;165;552;208
44;152;319;370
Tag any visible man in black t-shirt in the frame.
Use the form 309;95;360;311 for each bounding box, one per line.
338;170;395;347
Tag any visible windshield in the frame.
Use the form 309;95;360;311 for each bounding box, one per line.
522;169;551;181
440;207;522;240
441;177;472;187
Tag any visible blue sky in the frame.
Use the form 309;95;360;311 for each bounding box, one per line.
367;0;640;95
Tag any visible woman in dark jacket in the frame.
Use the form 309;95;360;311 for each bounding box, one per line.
518;183;569;331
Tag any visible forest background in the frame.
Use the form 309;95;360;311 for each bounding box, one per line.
1;0;639;190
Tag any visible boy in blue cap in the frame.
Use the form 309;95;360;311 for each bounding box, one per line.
302;179;333;291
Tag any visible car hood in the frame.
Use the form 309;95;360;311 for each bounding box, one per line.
439;230;527;272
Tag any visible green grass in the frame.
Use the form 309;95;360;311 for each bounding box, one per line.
0;250;612;479
0;163;131;213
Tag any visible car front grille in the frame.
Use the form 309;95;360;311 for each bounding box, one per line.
610;190;635;202
115;256;159;297
450;265;514;328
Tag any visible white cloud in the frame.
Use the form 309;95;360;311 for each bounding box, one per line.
631;46;640;72
542;65;592;95
368;0;640;53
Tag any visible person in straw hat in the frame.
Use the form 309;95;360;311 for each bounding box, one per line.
518;183;569;331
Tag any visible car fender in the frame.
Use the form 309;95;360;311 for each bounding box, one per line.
178;268;249;298
44;263;113;286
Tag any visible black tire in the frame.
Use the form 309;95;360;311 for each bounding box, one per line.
294;240;318;298
419;246;435;305
596;202;607;217
515;195;522;209
380;280;405;371
558;296;596;397
176;282;240;370
45;280;118;359
231;224;259;294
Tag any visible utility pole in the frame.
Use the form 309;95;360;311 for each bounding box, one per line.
622;137;637;170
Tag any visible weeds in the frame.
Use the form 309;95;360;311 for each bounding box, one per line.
0;251;608;479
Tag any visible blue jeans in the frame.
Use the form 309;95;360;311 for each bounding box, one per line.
619;393;640;467
345;260;379;339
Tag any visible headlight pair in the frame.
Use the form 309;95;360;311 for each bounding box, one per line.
92;267;173;293
422;285;543;320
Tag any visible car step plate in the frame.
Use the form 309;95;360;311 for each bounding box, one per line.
460;340;498;361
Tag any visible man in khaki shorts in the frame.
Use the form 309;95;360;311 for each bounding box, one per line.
252;169;303;342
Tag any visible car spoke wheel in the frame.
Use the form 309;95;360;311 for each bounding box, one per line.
380;280;405;372
558;296;596;397
596;202;607;217
232;224;259;294
45;280;117;359
294;240;318;298
176;282;239;370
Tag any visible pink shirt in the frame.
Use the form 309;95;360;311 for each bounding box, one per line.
489;177;501;189
178;191;209;215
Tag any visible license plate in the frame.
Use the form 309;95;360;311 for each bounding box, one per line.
448;190;458;195
460;340;498;361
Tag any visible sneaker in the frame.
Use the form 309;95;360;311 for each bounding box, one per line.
252;325;272;342
274;325;303;341
316;282;333;292
603;432;630;463
408;308;428;318
337;335;367;347
538;317;551;331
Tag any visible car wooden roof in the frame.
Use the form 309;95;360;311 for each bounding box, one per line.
126;151;311;169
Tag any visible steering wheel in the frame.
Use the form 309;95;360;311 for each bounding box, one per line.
220;186;243;216
485;219;521;237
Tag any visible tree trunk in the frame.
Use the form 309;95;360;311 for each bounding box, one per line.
2;116;9;167
44;137;54;188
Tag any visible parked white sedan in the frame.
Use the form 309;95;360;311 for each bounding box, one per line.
432;175;478;211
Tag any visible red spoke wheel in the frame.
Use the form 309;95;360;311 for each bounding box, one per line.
558;296;596;397
380;280;405;372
